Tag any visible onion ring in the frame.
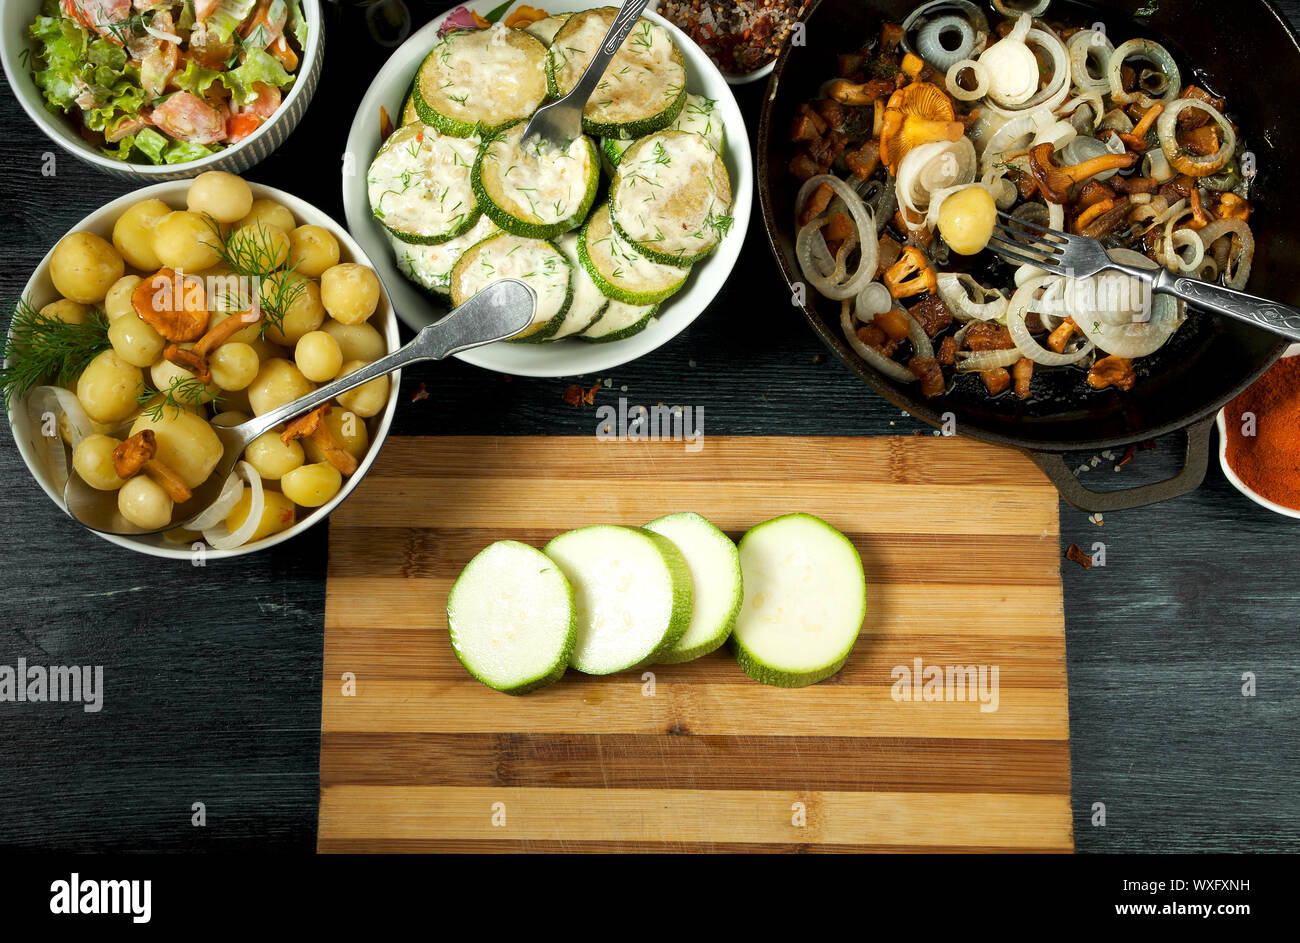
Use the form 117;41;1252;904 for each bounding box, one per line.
946;59;991;101
795;175;880;300
841;300;918;384
202;462;265;551
1157;98;1237;178
1108;39;1181;109
1067;29;1114;95
1007;276;1096;366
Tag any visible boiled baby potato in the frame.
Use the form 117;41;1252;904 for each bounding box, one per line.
118;475;173;530
225;488;296;541
335;359;389;418
76;349;142;423
72;434;126;491
130;409;223;489
112;199;171;271
237;199;295;234
108;314;165;368
187;171;253;224
247;358;315;416
287;225;340;278
154;211;220;271
228;222;290;271
294;330;342;383
150;357;219;406
304;408;368;465
50;233;124;304
245;428;305;480
40;298;87;325
261;273;324;345
281;461;343;507
104;275;143;321
320;263;380;325
209;342;260;391
321;320;386;362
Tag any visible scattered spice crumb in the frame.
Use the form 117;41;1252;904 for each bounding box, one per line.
1117;444;1137;467
562;382;602;406
1065;544;1094;569
813;353;824;365
1088;513;1104;526
410;382;429;403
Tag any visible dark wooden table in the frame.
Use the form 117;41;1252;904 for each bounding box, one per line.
1;1;1296;853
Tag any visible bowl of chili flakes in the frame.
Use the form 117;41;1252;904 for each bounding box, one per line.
656;0;811;84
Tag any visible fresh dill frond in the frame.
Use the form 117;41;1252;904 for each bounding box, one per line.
0;299;111;409
201;214;305;338
136;375;222;422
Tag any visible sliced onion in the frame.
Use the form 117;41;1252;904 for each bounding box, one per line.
1071;249;1182;357
795;175;879;300
841;301;917;383
25;385;94;487
1196;219;1255;290
993;0;1050;15
946;59;990;101
979;105;1055;171
982;24;1071;115
1067;29;1114;94
202;462;265;551
980;14;1038;107
919;15;976;72
1059;134;1122;181
1032;118;1077;150
1168;229;1205;274
1007;277;1096;365
936;273;1009;321
897;137;977;231
1108;39;1181;109
186;472;246;532
143;20;183;44
1098;107;1136;134
855;282;895;320
1060;94;1105;131
1157;98;1237;178
956;347;1022;372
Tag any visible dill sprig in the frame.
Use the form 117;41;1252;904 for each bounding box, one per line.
201;214;306;339
136;376;222;422
0;299;111;409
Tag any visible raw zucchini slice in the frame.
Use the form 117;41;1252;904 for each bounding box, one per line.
523;13;570;45
546;232;609;340
644;512;742;663
390;214;500;299
730;514;867;688
449;231;572;341
414;26;549;137
447;540;576;695
544;525;693;675
578;203;690;305
578;299;657;343
368;123;481;245
473;123;600;240
610;130;734;266
546;8;687;139
601;94;726;171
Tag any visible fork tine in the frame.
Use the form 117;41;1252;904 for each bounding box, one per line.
987;237;1061;270
995;209;1069;242
991;222;1065;256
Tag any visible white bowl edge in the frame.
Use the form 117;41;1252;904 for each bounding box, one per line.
1216;345;1300;519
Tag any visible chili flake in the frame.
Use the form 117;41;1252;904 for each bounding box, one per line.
660;0;811;75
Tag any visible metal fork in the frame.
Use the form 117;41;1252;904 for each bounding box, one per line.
987;210;1300;343
520;0;651;150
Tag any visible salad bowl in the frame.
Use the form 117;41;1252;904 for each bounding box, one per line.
342;0;752;378
0;0;324;181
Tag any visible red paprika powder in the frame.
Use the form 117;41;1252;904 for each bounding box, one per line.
1223;357;1300;510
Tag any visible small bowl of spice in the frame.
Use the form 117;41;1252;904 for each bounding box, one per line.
1217;346;1300;519
658;0;811;84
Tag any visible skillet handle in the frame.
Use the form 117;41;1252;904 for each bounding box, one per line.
1024;415;1215;513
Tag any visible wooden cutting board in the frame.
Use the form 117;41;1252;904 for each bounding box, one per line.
319;436;1072;853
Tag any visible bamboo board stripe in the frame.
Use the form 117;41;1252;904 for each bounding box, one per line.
320;436;1072;853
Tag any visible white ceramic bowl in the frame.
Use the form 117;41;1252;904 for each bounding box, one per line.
0;0;324;181
644;0;777;84
342;0;752;378
5;181;401;558
1216;344;1300;519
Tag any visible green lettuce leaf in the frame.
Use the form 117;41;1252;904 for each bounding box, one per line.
205;0;259;43
221;48;295;106
133;127;170;164
285;0;308;49
173;59;224;97
163;140;217;164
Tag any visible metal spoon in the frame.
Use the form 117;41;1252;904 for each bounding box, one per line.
63;279;537;537
520;0;652;150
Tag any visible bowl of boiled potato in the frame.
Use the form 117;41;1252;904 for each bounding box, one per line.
4;171;400;558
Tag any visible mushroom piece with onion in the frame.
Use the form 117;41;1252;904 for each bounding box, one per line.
111;430;193;504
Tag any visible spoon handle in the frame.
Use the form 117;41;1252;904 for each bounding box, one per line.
566;0;652;107
237;279;537;444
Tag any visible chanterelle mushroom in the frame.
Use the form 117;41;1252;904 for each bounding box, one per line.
1027;143;1139;205
879;82;964;177
280;404;359;476
131;268;210;342
111;430;193;503
164;307;263;385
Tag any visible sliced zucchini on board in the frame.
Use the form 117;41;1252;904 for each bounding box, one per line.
473;123;600;240
548;232;609;340
578;204;690;305
368;124;481;245
547;7;687;139
447;540;577;695
578;299;657;343
610;130;734;266
544;525;693;675
390;215;500;299
414;26;549;137
644;512;743;663
601;94;726;171
449;231;572;341
523;13;571;45
730;514;867;688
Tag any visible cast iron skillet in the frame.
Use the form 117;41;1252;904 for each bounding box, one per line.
759;0;1295;511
